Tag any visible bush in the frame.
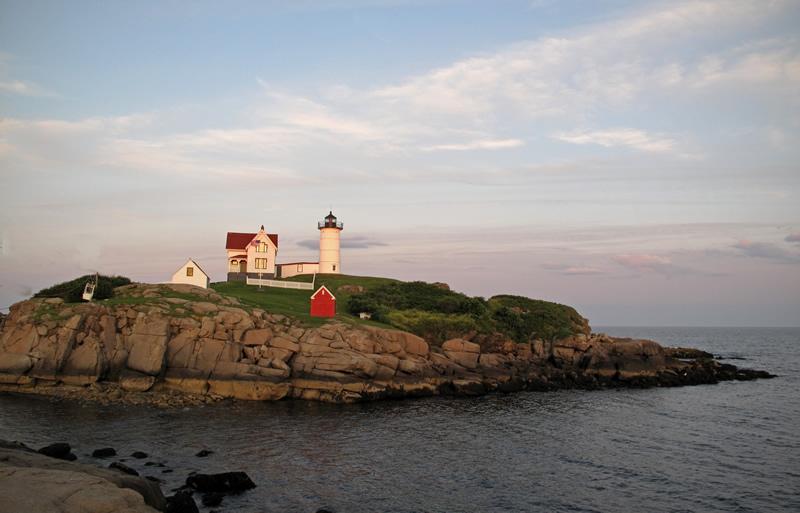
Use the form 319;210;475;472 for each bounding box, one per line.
488;295;589;342
34;274;131;303
384;309;478;345
350;281;487;317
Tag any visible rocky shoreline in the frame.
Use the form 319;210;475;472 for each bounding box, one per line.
0;284;775;407
0;439;270;513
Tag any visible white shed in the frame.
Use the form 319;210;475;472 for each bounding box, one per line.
171;258;210;289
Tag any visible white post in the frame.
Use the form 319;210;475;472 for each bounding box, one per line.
259;272;262;290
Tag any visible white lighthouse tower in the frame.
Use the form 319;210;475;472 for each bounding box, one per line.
318;211;343;274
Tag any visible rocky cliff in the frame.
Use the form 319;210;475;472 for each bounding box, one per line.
0;284;772;404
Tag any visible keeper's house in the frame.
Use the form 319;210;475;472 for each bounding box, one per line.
225;225;278;282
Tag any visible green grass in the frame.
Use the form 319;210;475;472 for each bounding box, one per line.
210;275;397;328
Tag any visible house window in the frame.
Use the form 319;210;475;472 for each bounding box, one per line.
332;264;336;271
255;258;268;269
297;264;303;272
256;241;268;253
230;260;239;270
186;267;194;277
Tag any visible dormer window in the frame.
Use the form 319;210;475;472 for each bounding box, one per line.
256;241;268;253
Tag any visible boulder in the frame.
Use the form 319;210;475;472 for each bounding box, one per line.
61;337;106;381
201;492;224;507
0;352;33;374
442;338;480;353
109;462;139;476
166;330;198;368
166;491;199;513
270;336;300;353
0;466;159;513
242;328;272;346
337;284;365;294
185;471;256;493
443;350;479;369
126;316;170;376
0;324;38;354
38;443;77;461
30;316;82;375
92;447;117;458
120;370;157;392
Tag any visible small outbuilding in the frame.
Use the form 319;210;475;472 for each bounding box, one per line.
171;258;210;289
310;285;336;318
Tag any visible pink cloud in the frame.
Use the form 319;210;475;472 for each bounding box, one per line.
613;253;672;271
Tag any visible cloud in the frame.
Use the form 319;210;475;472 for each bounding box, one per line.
421;138;524;151
370;1;792;123
0;80;53;96
733;239;800;263
786;232;800;244
553;129;676;153
613;253;674;273
542;263;605;275
296;236;388;250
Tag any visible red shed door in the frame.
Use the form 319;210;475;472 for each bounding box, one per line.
310;287;336;318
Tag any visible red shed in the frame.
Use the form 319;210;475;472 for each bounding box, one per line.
310;285;336;318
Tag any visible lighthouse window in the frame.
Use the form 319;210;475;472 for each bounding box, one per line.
297;264;303;272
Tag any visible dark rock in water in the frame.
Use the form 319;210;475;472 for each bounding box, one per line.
109;461;139;476
186;471;256;493
131;451;148;459
145;461;166;467
145;475;163;483
162;469;174;473
37;442;77;461
195;449;213;457
317;509;336;513
92;447;117;458
201;492;224;507
166;491;199;513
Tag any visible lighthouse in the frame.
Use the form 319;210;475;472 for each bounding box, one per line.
318;211;343;274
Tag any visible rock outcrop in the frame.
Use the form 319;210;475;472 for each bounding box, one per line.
0;441;164;513
0;284;773;405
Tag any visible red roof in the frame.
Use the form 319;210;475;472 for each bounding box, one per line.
279;261;319;266
228;254;247;260
226;232;278;249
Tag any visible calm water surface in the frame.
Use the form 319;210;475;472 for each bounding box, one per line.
1;327;798;513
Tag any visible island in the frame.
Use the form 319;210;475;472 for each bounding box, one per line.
0;274;774;406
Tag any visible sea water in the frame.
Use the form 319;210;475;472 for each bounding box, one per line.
1;327;798;513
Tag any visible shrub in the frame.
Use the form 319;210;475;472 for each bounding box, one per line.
385;309;478;345
34;274;132;303
488;295;589;342
351;281;487;317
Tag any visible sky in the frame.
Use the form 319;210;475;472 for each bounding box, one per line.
1;0;799;326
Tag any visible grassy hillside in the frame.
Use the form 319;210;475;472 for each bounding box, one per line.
211;275;398;328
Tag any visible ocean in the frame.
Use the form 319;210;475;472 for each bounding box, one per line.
1;327;798;513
